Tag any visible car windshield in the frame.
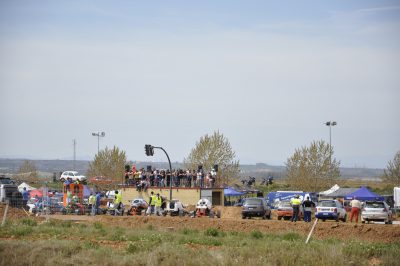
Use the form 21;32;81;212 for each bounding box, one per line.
365;202;385;208
319;201;336;207
244;199;262;205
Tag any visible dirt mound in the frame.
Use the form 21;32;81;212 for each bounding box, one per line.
49;214;400;243
214;206;242;219
0;204;32;220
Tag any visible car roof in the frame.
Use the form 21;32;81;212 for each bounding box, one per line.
64;171;78;174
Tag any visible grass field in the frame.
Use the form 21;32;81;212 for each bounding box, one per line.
1;218;399;266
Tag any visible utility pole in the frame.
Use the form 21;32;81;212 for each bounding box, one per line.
73;139;77;170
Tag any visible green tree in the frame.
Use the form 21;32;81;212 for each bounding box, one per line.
285;140;340;192
17;160;38;181
184;131;240;185
382;151;400;186
87;146;127;185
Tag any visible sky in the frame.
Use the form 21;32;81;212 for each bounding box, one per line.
0;0;399;168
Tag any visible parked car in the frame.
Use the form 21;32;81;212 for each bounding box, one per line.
60;171;87;182
361;201;393;224
276;201;303;220
315;200;347;222
242;197;271;219
0;176;18;203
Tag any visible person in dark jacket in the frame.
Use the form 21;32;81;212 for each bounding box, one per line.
302;196;315;222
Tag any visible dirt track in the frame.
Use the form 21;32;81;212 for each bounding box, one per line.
45;207;400;243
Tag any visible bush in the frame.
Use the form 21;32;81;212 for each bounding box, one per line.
204;228;220;237
250;230;263;239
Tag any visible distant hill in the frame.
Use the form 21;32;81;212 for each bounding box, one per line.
0;158;383;179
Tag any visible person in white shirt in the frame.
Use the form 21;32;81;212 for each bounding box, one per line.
350;197;362;223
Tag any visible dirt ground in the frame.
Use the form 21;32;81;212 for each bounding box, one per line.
2;205;399;243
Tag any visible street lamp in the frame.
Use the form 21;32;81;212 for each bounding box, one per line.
145;144;173;202
92;131;105;154
325;121;337;164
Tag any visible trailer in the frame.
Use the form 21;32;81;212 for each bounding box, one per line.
266;191;317;209
394;187;400;213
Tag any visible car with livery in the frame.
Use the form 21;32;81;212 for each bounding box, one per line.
315;200;347;222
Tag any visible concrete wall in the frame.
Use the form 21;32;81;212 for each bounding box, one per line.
120;187;224;206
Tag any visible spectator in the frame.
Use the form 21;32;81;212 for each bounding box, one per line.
22;187;29;209
146;191;156;215
95;191;101;215
66;185;72;205
155;193;162;216
290;194;301;222
88;193;96;216
350;196;362;223
302;196;315;222
114;190;122;216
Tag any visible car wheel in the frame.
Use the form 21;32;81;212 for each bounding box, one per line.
267;212;271;220
277;216;282;220
322;219;326;222
242;215;246;219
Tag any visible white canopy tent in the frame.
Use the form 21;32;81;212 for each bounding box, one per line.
319;184;340;196
18;182;36;193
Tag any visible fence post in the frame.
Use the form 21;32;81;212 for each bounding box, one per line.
1;200;10;227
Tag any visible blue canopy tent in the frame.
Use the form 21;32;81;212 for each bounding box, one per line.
344;186;384;201
224;187;246;206
224;187;246;196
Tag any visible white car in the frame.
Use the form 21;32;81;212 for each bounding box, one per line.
315;200;347;222
60;171;87;182
361;201;393;224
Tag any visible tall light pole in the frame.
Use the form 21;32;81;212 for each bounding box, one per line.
92;131;105;154
325;121;337;164
73;139;76;170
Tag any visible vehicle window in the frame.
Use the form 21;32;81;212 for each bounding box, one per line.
319;201;336;207
365;202;385;208
244;199;262;205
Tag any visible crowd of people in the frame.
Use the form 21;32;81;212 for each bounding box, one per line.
124;166;218;191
